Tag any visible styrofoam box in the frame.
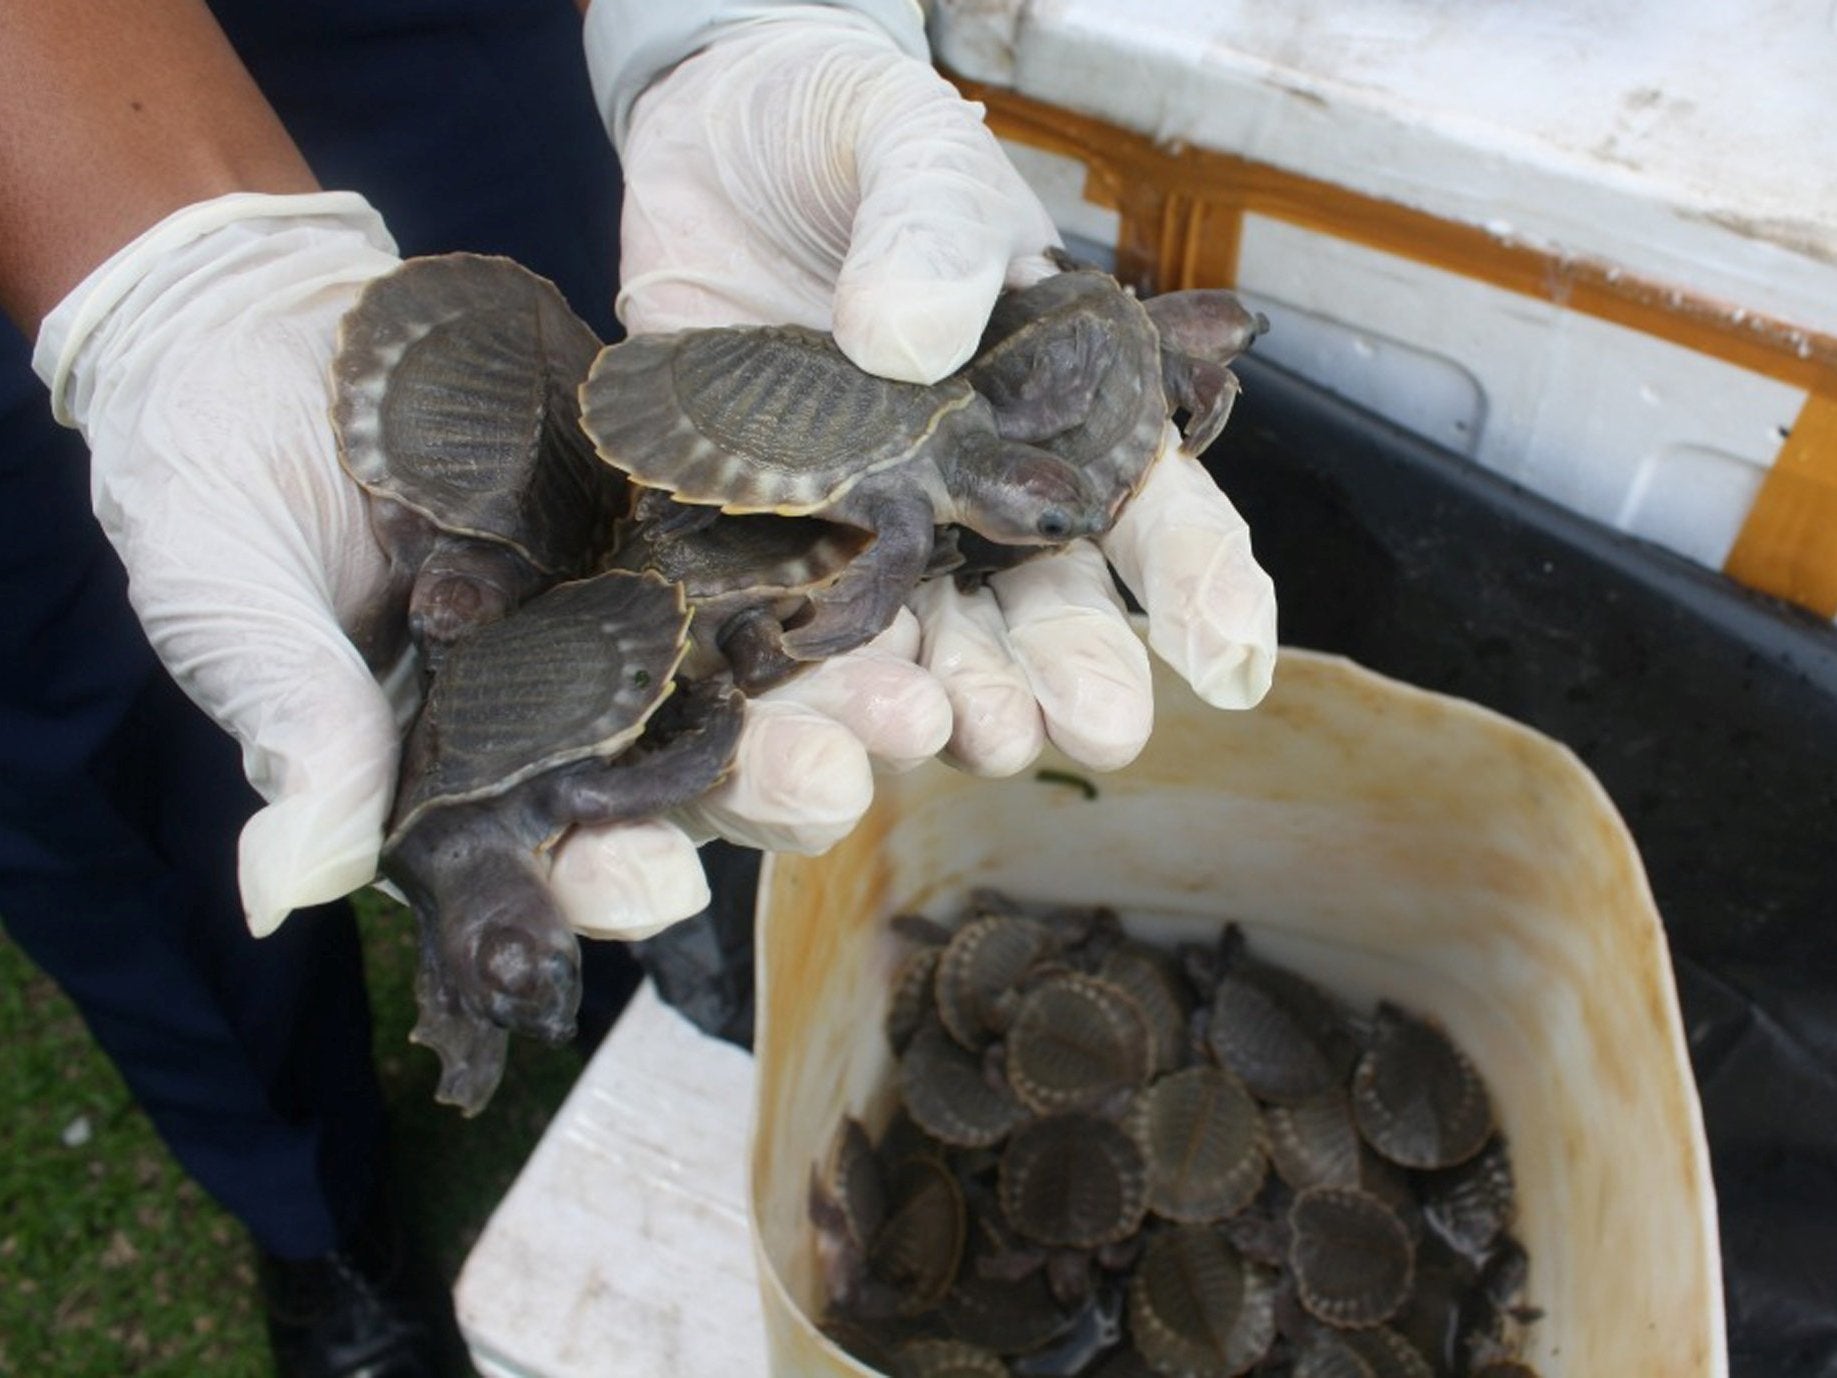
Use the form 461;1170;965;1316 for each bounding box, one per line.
934;0;1837;583
453;983;769;1378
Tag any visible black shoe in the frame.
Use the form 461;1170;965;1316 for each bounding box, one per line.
256;1185;463;1378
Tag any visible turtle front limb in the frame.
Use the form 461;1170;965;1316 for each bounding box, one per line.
1144;290;1266;456
1159;356;1241;458
781;494;937;662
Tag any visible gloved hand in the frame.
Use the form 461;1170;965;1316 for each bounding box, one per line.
33;192;951;941
593;1;1277;780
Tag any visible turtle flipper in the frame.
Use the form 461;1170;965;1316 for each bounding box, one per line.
1144;289;1264;456
1160;355;1241;458
717;607;802;693
533;677;745;823
781;499;933;662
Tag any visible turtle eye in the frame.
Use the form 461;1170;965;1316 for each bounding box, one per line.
1036;509;1073;540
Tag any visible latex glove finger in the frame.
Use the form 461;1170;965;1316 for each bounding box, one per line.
761;608;953;773
1104;427;1278;709
991;541;1155;771
547;818;712;942
614;17;1059;382
908;576;1046;778
672;698;875;855
828;49;1062;381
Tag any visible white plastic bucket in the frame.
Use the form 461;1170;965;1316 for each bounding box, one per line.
751;646;1725;1377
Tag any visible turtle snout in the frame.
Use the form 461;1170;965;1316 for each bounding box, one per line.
475;922;581;1042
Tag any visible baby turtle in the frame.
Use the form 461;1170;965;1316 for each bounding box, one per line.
1203;928;1359;1105
579;324;1111;662
1003;972;1154;1116
1351;1004;1494;1169
935;914;1059;1051
382;571;743;1114
1292;1327;1435;1378
1127;1065;1269;1224
900;1020;1030;1149
1096;942;1193;1075
608;490;876;692
892;1338;1010;1378
950;257;1265;581
1127;1227;1277;1378
1287;1186;1416;1330
1418;1137;1516;1262
869;1155;969;1317
810;1118;887;1317
999;1113;1149;1250
969;260;1261;483
333;253;624;660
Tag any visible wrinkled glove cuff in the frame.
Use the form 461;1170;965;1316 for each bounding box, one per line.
583;0;929;151
32;190;395;426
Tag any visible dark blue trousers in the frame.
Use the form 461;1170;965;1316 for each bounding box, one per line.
1;0;628;1258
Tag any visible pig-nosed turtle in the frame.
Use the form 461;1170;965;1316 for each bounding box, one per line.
333;253;627;659
382;570;743;1114
950;255;1267;581
579;324;1112;663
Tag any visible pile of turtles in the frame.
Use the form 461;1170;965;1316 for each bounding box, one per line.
327;252;1265;1112
809;893;1543;1378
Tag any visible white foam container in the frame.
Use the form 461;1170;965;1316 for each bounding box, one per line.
752;647;1725;1376
932;0;1837;590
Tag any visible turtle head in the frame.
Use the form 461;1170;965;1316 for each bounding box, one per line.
948;436;1111;547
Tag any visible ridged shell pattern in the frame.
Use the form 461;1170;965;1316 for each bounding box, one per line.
333;253;616;572
387;571;688;839
817;899;1543;1377
580;325;980;514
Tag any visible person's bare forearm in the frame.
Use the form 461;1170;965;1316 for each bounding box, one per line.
0;0;319;335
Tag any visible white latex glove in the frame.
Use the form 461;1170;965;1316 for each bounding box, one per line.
596;3;1275;784
35;193;950;942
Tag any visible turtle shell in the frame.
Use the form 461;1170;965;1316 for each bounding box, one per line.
824;1117;886;1256
1126;1227;1277;1378
1003;972;1154;1115
333;253;619;573
1127;1065;1268;1224
1287;1186;1416;1330
900;1021;1029;1149
1350;1004;1494;1169
1096;942;1194;1075
1205;940;1359;1105
887;945;943;1054
1418;1137;1515;1260
870;1155;968;1316
936;915;1058;1050
612;498;873;603
1265;1089;1365;1192
892;1338;1010;1378
385;571;689;845
966;269;1165;513
580;325;983;515
1294;1328;1435;1378
999;1113;1149;1250
941;1271;1075;1357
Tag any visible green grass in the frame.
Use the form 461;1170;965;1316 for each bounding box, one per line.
0;891;585;1377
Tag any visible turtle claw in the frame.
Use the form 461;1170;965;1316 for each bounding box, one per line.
1165;358;1241;458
